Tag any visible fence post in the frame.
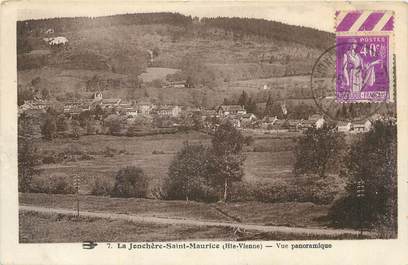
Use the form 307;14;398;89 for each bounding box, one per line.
356;179;365;237
73;175;80;217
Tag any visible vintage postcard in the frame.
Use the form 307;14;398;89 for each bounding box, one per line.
0;1;407;265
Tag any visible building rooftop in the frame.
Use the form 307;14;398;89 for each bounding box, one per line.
218;105;245;112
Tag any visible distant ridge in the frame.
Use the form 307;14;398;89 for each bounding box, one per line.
18;12;334;50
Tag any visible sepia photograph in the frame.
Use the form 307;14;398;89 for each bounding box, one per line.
15;4;398;244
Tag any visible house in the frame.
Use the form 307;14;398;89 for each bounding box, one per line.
260;116;277;129
217;105;247;116
171;105;182;117
63;106;81;117
44;36;68;46
202;109;217;119
136;101;156;115
298;120;315;130
101;98;121;108
93;91;103;101
351;120;372;133
241;113;257;121
124;108;139;120
18;100;49;116
337;122;352;133
308;114;325;129
164;80;187;88
154;105;182;117
268;119;286;130
171;81;187;88
287;120;302;131
240;113;258;128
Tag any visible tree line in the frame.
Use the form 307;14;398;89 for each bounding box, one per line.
294;121;397;234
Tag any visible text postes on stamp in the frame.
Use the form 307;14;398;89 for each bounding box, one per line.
335;11;394;103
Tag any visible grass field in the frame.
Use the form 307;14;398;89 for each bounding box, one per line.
19;193;330;228
19;193;371;242
34;131;297;193
19;210;368;243
139;67;180;82
19;211;235;243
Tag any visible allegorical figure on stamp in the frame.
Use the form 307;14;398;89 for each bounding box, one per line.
342;39;382;92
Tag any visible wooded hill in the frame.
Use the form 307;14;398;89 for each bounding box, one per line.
17;12;335;107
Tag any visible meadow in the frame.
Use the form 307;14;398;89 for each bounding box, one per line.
19;211;235;243
33;131;297;194
20;209;364;243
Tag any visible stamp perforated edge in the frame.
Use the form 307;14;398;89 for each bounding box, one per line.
334;10;395;104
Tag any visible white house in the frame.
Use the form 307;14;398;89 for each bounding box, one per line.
136;101;156;115
351;120;372;133
44;36;68;46
217;105;247;116
308;114;325;129
337;122;352;133
154;105;182;117
316;117;325;129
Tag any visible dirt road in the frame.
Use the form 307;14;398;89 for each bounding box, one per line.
20;205;372;237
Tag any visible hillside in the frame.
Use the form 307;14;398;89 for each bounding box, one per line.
17;13;335;107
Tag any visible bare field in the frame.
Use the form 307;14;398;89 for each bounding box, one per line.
34;131;297;192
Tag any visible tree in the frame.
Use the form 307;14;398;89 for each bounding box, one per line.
41;113;57;140
17;85;34;106
92;104;104;120
41;87;50;99
165;142;215;202
192;112;203;130
71;120;81;139
86;119;96;135
264;94;274;117
79;110;91;127
329;121;397;235
238;90;248;106
294;122;343;178
210;120;245;202
56;114;68;132
104;114;122;135
18;114;39;192
111;166;148;198
245;97;257;114
152;47;160;57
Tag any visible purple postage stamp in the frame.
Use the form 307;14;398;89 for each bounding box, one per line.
335;11;394;103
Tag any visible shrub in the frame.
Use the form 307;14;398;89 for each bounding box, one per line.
42;155;57;164
79;153;95;160
90;176;114;196
110;166;148;198
29;174;76;194
229;176;341;205
103;146;116;157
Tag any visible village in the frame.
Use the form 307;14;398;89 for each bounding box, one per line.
18;89;381;139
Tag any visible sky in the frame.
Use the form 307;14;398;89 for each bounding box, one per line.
17;1;335;32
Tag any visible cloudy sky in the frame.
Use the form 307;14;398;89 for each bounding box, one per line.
17;1;335;32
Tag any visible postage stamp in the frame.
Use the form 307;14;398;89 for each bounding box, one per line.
335;11;394;103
